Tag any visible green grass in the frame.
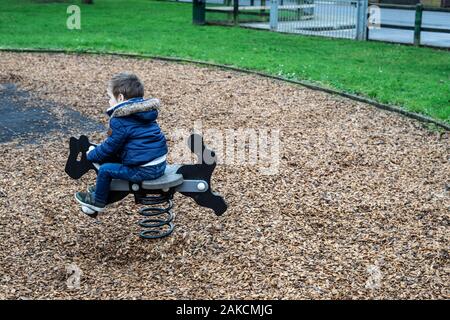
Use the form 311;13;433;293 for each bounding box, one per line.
1;0;449;122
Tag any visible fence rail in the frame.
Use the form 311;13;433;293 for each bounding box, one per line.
368;3;450;12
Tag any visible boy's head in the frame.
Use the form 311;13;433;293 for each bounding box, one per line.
107;72;144;107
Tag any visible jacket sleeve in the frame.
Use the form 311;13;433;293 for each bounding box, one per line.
87;118;127;163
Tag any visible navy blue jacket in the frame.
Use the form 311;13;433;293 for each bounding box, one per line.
87;97;168;166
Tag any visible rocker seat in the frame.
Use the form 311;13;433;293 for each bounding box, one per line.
141;164;183;190
110;164;184;192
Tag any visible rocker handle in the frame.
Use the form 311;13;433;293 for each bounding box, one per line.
65;135;95;179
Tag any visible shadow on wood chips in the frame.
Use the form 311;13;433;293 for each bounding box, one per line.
0;83;104;144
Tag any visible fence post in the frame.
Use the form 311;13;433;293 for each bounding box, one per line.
270;0;279;31
414;3;423;46
356;0;368;40
233;0;239;25
192;0;206;25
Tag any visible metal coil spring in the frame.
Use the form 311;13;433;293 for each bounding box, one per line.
137;193;175;239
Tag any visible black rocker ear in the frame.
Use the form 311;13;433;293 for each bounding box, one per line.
188;133;216;165
177;134;228;216
65;135;95;179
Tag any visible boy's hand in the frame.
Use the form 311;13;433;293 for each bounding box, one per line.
87;145;96;155
85;145;100;169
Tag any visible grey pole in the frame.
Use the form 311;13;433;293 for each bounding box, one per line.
356;0;368;40
270;0;279;31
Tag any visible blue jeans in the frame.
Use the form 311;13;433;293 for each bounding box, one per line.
94;161;167;205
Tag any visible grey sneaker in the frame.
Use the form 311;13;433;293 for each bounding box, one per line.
87;185;96;194
75;191;106;214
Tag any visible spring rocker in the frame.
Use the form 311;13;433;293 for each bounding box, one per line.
65;134;228;239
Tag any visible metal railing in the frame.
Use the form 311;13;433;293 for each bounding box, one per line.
204;0;272;25
270;0;368;40
202;0;369;40
195;0;450;47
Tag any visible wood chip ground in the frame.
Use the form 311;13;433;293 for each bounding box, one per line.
0;52;448;299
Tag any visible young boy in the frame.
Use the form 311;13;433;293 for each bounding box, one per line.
75;72;168;214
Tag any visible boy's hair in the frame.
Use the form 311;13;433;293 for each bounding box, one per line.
108;72;144;100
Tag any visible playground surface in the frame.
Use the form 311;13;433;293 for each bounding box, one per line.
0;52;448;299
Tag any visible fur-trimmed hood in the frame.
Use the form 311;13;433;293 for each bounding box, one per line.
106;97;160;120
